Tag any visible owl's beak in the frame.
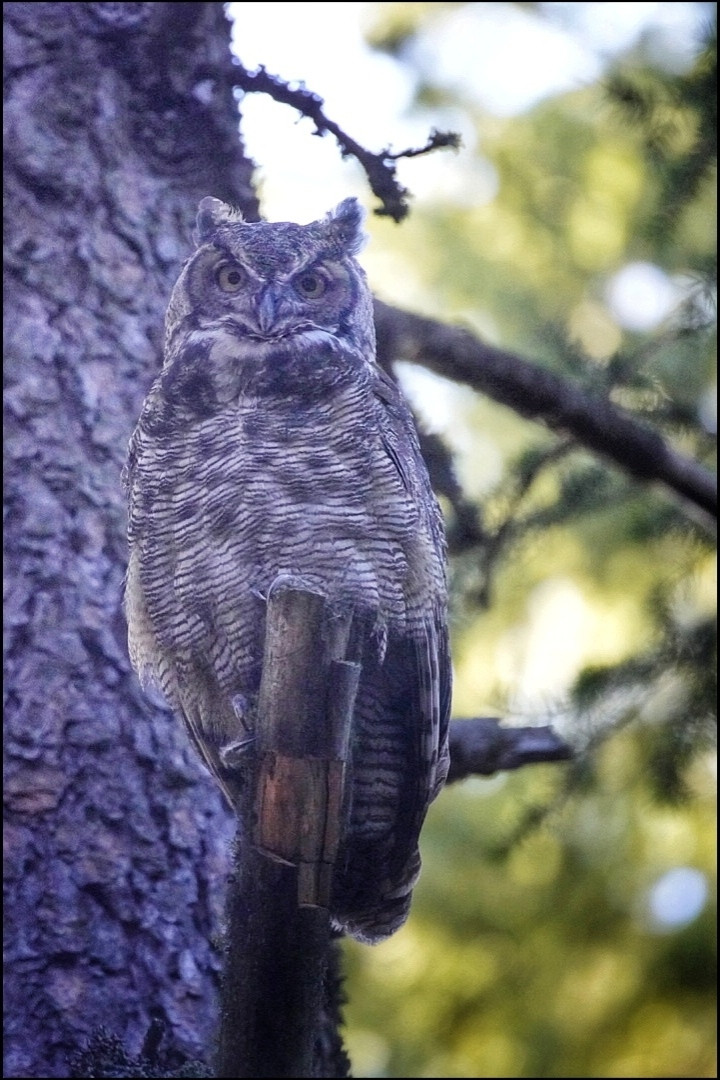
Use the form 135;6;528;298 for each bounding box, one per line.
254;284;283;334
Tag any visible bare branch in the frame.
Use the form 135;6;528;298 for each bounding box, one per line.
230;65;459;221
447;718;573;783
374;301;717;522
385;129;462;161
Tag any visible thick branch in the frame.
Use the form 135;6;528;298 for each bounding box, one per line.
218;845;330;1079
447;718;573;783
374;301;717;521
230;65;459;221
217;588;357;1078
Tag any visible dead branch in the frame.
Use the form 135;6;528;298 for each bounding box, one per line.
217;588;357;1078
447;718;573;783
374;300;717;522
230;64;459;221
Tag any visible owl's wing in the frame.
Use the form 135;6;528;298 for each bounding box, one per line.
173;658;243;810
371;366;449;566
371;366;424;495
336;496;450;939
377;618;451;883
371;365;452;860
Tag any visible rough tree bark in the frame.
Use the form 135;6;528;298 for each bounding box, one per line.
4;4;256;1075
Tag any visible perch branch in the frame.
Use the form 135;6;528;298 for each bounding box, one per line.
447;718;573;783
374;301;717;522
231;64;460;221
217;588;358;1079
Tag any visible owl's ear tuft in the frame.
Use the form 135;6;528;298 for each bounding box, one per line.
323;198;367;255
195;197;244;243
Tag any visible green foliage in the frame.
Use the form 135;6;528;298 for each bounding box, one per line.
346;4;717;1077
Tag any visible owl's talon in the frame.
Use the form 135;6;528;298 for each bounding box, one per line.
220;737;256;768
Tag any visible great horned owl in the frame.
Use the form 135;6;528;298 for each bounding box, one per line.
123;197;451;943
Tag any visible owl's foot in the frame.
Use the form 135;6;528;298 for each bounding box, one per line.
219;736;255;769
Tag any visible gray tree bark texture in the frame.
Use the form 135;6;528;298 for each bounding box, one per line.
4;4;257;1075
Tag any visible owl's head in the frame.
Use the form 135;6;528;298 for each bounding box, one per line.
164;198;376;375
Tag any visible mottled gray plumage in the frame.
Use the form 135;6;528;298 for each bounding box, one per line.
123;197;451;942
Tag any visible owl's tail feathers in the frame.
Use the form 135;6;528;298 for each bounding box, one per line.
329;844;421;944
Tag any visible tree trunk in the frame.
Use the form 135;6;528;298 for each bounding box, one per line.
4;4;257;1075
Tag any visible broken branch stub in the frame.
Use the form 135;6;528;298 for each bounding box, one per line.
253;587;360;908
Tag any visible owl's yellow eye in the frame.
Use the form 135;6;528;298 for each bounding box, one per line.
295;271;327;299
216;263;245;293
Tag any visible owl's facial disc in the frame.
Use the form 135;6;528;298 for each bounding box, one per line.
200;249;352;343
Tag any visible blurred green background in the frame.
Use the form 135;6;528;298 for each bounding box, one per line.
232;3;716;1075
343;5;717;1077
